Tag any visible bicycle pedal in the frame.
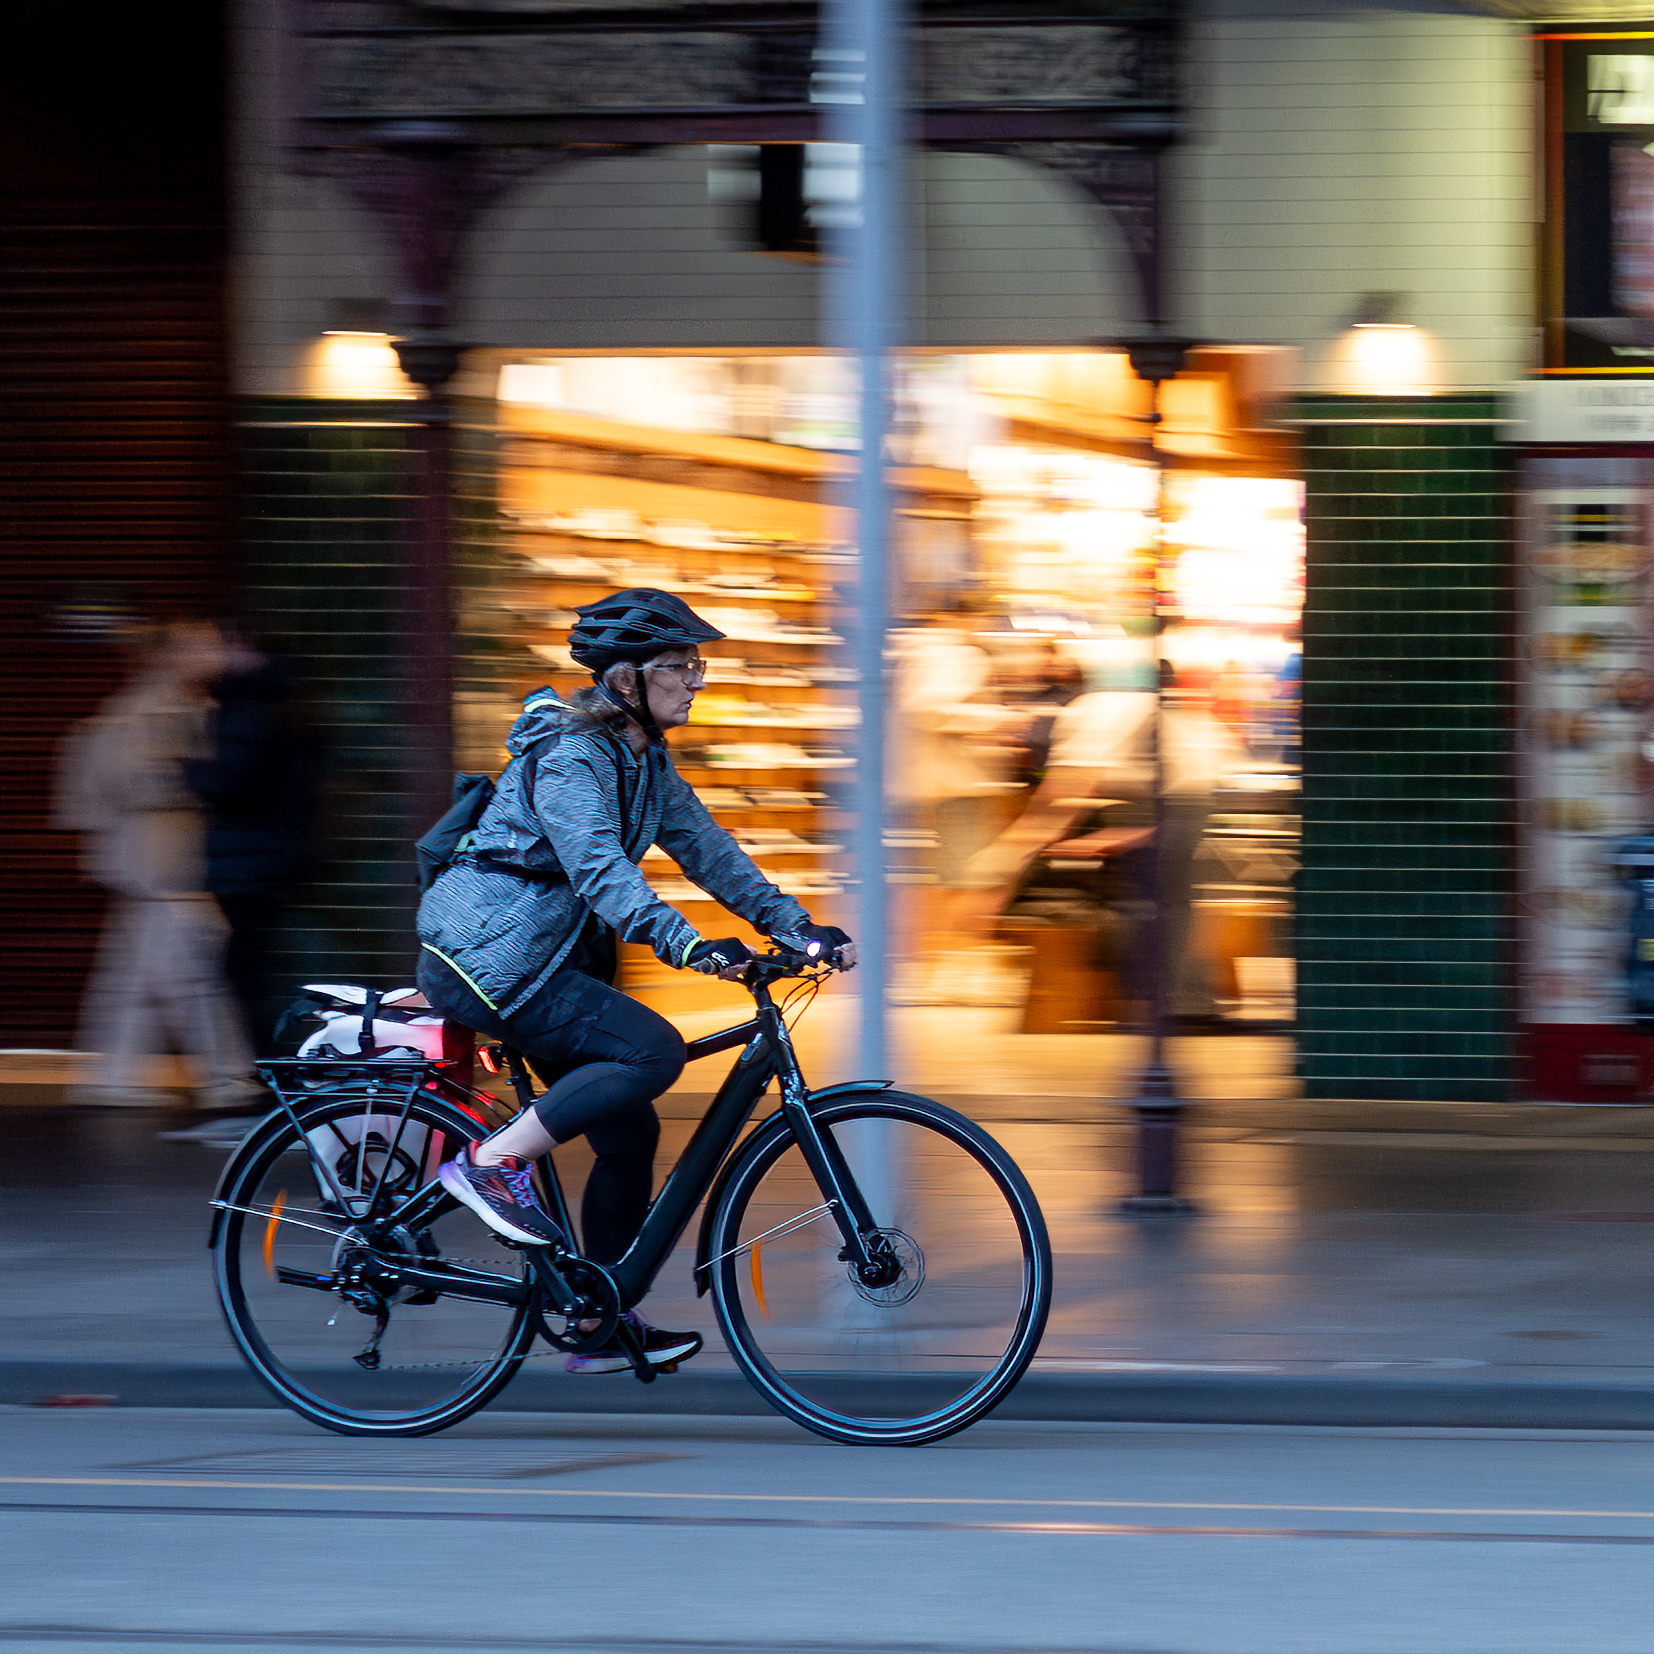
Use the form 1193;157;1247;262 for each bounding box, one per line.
612;1318;656;1384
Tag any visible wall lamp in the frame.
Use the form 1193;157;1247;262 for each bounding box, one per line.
1327;291;1439;397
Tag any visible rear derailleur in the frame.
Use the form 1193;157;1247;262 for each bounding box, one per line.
333;1249;392;1370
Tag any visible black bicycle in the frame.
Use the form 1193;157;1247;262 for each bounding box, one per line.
209;949;1052;1446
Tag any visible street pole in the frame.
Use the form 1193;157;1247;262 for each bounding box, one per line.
393;334;465;839
822;0;903;1084
1119;336;1197;1216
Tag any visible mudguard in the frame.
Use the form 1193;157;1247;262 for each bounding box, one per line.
691;1079;894;1296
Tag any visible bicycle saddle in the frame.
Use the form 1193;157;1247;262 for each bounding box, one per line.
303;984;427;1010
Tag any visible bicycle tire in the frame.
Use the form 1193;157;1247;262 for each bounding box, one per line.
706;1089;1051;1445
213;1088;536;1437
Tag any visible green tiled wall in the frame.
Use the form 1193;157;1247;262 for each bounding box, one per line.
1295;393;1517;1102
450;402;511;774
238;399;425;1000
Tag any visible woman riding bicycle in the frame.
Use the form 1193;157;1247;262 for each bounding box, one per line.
416;588;853;1374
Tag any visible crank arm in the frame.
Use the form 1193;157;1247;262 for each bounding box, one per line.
525;1248;584;1318
612;1313;656;1385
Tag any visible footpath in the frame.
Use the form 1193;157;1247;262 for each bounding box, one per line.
9;1056;1654;1428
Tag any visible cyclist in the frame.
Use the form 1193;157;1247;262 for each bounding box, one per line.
416;588;853;1373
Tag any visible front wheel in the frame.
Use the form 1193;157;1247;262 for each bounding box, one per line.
706;1090;1051;1445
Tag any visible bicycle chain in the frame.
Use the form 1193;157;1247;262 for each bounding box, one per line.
370;1257;581;1373
381;1347;569;1373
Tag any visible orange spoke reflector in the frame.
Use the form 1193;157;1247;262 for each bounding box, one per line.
263;1191;287;1279
750;1241;769;1320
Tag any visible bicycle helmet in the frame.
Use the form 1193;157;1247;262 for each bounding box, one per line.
568;588;725;673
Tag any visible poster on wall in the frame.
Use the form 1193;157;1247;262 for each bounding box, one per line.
1521;483;1654;1051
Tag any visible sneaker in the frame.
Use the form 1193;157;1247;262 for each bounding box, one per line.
438;1145;565;1247
565;1309;704;1375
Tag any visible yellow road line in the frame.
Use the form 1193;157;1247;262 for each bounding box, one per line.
1;1475;1653;1521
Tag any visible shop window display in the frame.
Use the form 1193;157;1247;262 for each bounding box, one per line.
1519;472;1654;1098
458;350;1302;1047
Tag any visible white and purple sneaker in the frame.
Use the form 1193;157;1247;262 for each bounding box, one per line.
565;1310;703;1375
438;1145;565;1247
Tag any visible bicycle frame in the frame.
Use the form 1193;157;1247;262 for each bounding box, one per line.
370;962;888;1314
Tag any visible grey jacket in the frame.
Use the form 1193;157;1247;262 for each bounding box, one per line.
417;689;811;1014
54;672;211;900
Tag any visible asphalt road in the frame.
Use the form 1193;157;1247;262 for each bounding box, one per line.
3;1405;1654;1653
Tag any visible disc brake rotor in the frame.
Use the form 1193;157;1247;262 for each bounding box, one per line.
850;1228;924;1307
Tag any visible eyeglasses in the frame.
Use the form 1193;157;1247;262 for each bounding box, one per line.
643;654;706;686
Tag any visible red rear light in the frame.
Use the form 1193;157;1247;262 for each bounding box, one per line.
477;1046;500;1075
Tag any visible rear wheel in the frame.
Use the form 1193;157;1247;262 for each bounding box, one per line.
707;1090;1051;1445
213;1087;535;1436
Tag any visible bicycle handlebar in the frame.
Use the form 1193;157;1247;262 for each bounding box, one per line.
745;941;847;986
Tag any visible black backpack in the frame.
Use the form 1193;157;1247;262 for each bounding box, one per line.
414;771;496;891
412;728;631;892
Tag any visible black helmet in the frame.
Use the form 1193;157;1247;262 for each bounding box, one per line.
568;588;725;674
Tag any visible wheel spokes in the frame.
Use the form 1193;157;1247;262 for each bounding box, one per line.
711;1100;1049;1441
218;1101;532;1426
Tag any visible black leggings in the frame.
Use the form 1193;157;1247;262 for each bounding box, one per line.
416;955;686;1264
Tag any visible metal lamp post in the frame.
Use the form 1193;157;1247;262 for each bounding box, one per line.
393;332;466;838
822;0;904;1084
1117;335;1198;1217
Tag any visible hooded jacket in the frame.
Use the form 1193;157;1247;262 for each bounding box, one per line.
54;670;211;900
416;688;811;1015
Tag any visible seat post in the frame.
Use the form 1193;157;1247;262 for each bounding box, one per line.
503;1047;538;1112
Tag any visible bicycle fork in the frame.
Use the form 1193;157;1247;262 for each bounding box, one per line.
758;996;893;1287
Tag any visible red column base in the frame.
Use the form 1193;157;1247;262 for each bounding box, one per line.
1525;1024;1654;1102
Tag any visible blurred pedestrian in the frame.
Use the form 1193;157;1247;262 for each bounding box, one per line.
968;674;1244;1023
54;621;264;1112
1005;648;1088;791
887;602;1027;1001
184;631;316;1057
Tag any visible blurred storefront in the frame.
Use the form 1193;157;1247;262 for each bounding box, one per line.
446;347;1302;1043
1507;24;1654;1102
178;0;1547;1105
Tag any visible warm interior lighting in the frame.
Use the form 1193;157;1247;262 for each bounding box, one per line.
1327;322;1439;397
305;331;419;399
1166;477;1305;627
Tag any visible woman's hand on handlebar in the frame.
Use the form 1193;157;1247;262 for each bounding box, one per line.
776;924;856;972
687;929;856;984
686;937;758;981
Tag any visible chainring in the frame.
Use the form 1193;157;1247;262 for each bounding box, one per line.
529;1257;622;1354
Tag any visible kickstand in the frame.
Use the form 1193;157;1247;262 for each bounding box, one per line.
613;1314;656;1385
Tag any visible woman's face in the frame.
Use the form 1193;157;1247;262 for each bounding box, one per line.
636;648;706;730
